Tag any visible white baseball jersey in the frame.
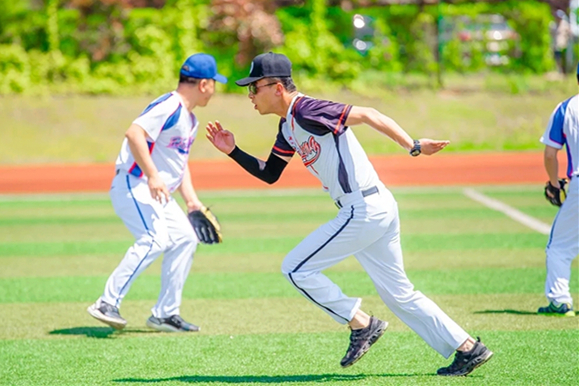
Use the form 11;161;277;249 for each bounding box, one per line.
541;94;579;178
115;91;198;192
99;91;200;318
273;93;470;358
541;94;579;307
272;94;381;201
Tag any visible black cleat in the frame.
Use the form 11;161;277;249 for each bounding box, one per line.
146;315;200;332
538;302;575;317
340;316;388;368
437;337;493;376
87;300;127;330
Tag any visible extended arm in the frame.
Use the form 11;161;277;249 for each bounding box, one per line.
206;121;290;184
177;162;203;212
228;147;289;184
125;123;169;203
544;145;560;187
345;106;449;155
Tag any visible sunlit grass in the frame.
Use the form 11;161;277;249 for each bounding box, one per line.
0;186;577;385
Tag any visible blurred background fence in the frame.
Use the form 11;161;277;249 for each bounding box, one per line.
0;0;577;95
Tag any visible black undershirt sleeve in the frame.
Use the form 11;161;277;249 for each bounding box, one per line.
227;146;288;184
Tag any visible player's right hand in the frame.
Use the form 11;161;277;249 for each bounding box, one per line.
148;174;170;204
206;121;236;154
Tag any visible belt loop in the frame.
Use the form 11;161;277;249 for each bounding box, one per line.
362;185;379;198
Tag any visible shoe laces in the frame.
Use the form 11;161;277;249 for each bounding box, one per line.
552;303;571;312
101;302;118;314
446;351;469;371
346;328;367;353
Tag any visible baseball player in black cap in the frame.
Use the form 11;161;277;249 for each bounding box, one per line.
207;52;493;376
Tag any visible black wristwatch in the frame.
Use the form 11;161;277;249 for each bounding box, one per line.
409;139;421;157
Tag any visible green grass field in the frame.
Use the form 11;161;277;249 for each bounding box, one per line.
1;186;578;386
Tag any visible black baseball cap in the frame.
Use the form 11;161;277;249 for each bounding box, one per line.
235;52;292;86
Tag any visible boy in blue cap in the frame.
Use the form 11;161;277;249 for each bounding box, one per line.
87;53;227;332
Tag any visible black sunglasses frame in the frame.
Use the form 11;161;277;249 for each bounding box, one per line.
248;81;278;95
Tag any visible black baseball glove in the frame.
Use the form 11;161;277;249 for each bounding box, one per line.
544;179;567;207
188;206;222;244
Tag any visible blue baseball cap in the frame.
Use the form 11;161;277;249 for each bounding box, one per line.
180;53;227;84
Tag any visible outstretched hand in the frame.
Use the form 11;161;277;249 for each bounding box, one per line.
206;121;236;155
419;139;450;155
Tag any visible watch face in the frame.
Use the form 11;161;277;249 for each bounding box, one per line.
410;148;421;156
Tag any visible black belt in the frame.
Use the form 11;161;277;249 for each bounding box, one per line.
335;185;379;209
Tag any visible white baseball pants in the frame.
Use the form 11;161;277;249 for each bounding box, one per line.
545;176;579;306
281;184;469;359
100;170;198;318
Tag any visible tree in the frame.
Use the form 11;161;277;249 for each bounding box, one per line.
208;0;284;66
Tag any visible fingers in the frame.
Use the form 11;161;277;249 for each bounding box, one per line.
206;122;216;137
160;186;170;203
149;181;170;204
429;140;450;149
206;121;223;133
205;123;217;144
419;139;450;155
151;187;169;204
206;121;227;141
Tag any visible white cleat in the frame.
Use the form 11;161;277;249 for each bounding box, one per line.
87;301;127;330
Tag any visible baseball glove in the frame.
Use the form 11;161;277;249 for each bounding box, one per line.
188;206;222;244
544;179;567;207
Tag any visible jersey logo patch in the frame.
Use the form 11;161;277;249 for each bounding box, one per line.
298;136;321;167
168;136;194;154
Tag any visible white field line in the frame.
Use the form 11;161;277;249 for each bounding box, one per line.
0;188;326;202
463;188;551;235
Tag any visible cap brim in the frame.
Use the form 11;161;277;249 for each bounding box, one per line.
213;74;228;84
235;76;264;87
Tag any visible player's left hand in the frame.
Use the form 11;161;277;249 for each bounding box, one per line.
544;179;567;207
188;206;223;244
418;139;450;155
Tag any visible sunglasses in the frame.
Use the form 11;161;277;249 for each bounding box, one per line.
248;81;278;95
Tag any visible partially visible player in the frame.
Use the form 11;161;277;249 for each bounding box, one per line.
538;62;579;316
87;53;227;332
205;52;493;376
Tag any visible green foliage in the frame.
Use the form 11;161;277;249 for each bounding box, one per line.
278;1;360;85
407;12;437;76
0;44;31;93
0;0;567;95
502;1;555;73
442;36;466;73
367;18;402;73
46;0;59;53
